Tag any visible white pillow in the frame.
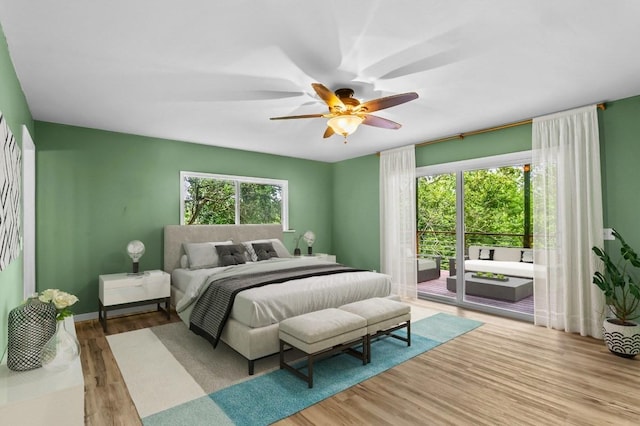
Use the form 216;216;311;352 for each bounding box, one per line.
183;240;233;269
242;238;291;262
180;254;189;269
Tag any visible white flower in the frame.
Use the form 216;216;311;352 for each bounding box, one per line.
39;288;58;304
39;289;79;320
52;292;79;310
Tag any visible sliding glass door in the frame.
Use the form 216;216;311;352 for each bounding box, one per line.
416;152;533;321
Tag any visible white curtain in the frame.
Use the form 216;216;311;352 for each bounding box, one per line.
380;145;417;299
532;105;604;338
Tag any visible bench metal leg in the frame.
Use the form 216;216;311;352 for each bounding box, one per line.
307;354;314;388
368;320;411;364
279;335;367;389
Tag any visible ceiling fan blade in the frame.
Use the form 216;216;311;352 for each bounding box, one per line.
312;83;345;111
357;92;418;113
323;126;335;138
362;114;402;129
270;113;326;120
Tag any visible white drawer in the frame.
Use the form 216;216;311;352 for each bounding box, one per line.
99;270;170;306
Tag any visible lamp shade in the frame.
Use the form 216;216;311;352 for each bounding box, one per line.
126;240;145;262
302;231;316;246
328;115;364;136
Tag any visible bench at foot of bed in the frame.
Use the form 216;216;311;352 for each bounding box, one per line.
278;308;368;388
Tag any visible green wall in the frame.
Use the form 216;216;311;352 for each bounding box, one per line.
599;96;640;249
35;122;333;315
332;154;381;271
414;123;533;167
0;23;34;355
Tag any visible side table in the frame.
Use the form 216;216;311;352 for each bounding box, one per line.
0;316;84;425
98;270;170;332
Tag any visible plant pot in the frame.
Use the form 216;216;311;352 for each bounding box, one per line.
602;318;640;358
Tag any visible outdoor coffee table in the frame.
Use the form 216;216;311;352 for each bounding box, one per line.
446;272;533;302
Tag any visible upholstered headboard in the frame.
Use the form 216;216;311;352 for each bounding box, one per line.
163;224;284;273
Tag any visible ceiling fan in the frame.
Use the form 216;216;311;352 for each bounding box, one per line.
270;83;419;143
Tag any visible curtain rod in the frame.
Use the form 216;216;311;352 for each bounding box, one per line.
415;103;606;147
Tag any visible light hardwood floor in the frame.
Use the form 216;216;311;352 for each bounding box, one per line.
78;301;640;425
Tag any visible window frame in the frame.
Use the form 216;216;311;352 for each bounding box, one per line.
179;171;289;230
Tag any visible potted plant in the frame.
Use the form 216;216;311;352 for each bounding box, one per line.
592;228;640;358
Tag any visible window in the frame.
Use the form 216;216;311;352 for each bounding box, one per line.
180;172;288;229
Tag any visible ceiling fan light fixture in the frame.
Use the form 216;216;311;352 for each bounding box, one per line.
328;115;364;137
270;83;418;142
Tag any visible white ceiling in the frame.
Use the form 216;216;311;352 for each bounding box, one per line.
2;1;640;163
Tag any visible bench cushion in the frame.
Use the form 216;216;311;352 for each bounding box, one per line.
339;298;410;334
279;308;366;354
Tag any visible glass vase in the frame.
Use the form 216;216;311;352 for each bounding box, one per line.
39;319;81;371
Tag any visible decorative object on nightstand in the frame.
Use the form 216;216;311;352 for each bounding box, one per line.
303;230;315;255
7;295;57;371
38;289;80;371
126;240;145;274
293;234;302;256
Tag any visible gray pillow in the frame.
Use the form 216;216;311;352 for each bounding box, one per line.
242;238;291;261
252;242;278;261
216;244;248;266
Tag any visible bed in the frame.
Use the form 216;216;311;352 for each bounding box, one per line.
163;224;392;374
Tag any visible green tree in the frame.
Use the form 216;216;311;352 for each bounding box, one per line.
417;166;531;265
463;167;525;247
240;183;282;224
184;177;235;225
417;173;457;258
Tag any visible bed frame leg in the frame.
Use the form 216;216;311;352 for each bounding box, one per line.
248;360;255;375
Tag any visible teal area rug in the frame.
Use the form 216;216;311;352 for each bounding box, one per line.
143;313;482;425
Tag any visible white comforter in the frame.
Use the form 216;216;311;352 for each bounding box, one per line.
173;258;392;328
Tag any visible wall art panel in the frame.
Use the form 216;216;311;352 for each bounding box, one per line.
0;111;21;271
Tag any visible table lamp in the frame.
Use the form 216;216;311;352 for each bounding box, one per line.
126;240;145;274
303;231;315;255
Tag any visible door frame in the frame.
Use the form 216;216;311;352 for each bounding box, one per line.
416;150;533;321
22;125;36;298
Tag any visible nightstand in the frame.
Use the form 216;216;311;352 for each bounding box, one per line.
304;253;337;263
98;270;170;332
